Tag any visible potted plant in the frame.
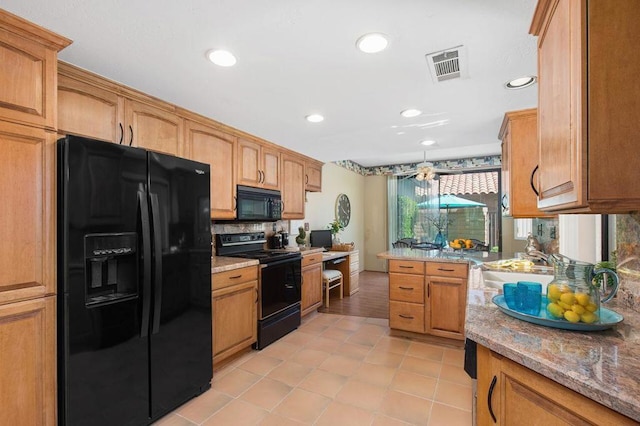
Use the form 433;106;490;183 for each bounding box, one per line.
327;219;344;244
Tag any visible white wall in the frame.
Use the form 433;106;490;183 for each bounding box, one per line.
304;163;366;269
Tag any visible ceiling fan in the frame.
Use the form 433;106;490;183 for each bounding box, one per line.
394;152;457;181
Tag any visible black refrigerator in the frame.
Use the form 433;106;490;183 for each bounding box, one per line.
57;135;213;425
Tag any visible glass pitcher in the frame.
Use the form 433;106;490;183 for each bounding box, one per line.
545;254;619;324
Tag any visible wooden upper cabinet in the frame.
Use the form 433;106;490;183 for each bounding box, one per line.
0;121;56;304
499;109;550;218
305;160;323;192
530;0;640;213
0;296;56;425
57;69;124;143
186;120;237;219
0;11;70;130
281;153;306;219
125;99;183;157
237;138;280;190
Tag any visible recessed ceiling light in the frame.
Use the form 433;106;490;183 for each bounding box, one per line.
207;49;237;67
306;114;324;123
420;140;436;146
356;33;389;53
400;109;422;118
505;76;537;89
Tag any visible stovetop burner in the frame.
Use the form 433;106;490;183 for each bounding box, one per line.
215;232;301;264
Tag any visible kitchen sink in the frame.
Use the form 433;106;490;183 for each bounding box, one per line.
481;270;554;291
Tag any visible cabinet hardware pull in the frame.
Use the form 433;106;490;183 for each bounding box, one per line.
488;375;497;423
530;165;540;196
398;314;414;319
501;194;508;211
398;265;413;269
255;288;259;303
129;125;133;146
427;283;430;298
305;174;309;184
118;123;124;144
399;286;414;290
437;268;454;272
230;275;242;279
233;196;237;211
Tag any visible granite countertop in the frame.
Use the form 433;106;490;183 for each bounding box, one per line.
466;267;640;421
377;248;503;264
211;256;259;274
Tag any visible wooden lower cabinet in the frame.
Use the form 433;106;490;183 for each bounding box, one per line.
389;260;468;340
389;260;425;333
0;296;56;426
301;252;323;316
425;262;468;340
212;266;258;365
477;345;636;425
348;251;360;295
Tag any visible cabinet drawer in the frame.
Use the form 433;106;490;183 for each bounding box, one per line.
212;266;258;291
389;274;424;303
426;262;468;278
389;301;424;333
302;252;323;267
389;260;425;275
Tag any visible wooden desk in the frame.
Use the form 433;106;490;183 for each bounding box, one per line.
322;250;359;296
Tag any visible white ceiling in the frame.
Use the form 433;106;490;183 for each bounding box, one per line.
3;0;538;167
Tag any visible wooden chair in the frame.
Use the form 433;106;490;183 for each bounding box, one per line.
322;269;343;307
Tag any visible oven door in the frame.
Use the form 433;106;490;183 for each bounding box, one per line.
260;257;301;319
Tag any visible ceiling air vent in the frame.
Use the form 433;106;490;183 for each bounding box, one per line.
425;45;467;83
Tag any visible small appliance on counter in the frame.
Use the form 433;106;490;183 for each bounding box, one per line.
270;233;284;249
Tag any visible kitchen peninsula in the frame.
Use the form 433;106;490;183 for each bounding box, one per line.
377;248;497;340
467;282;640;424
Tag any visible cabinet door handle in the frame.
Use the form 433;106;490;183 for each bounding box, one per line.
118;123;124;144
488;375;497;423
399;286;414;290
233;196;237;211
427;283;430;298
501;194;508;211
437;267;455;272
255;288;259;304
398;314;414;319
258;170;264;183
129;125;134;146
530;165;540;197
229;275;242;279
305;174;309;184
398;265;414;269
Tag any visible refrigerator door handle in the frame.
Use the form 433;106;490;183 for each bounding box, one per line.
150;192;163;334
139;190;152;337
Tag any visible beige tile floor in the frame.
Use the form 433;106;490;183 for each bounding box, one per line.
154;313;472;426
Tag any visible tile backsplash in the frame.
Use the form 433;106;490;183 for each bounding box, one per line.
211;221;291;255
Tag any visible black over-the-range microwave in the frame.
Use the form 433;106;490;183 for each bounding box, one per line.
236;185;282;221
